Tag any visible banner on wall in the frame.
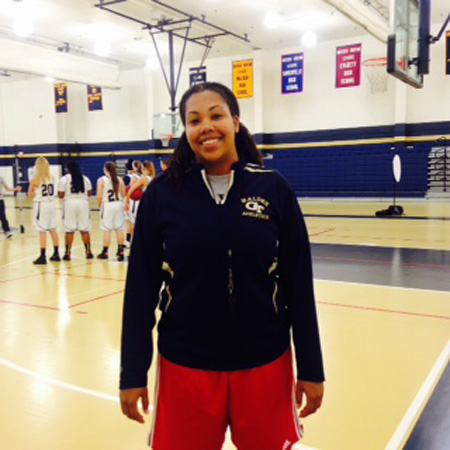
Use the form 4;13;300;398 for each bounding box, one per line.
446;31;450;75
233;59;253;98
54;83;68;113
87;85;103;111
189;66;207;86
336;44;361;88
281;52;304;94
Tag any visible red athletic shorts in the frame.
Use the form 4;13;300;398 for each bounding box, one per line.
149;349;303;450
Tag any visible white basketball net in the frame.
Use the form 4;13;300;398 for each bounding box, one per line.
363;58;388;94
160;135;172;148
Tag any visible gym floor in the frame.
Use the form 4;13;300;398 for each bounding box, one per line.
0;196;449;450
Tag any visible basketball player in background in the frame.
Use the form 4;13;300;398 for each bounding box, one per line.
58;161;93;261
28;156;60;264
96;161;126;261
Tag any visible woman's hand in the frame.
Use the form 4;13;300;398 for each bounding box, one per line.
120;387;149;423
295;380;324;418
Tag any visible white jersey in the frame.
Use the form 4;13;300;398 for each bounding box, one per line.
127;173;143;224
143;175;153;192
33;177;57;203
129;173;142;186
58;174;92;200
100;175;123;203
59;174;92;232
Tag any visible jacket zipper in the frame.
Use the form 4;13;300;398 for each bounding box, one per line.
268;257;279;313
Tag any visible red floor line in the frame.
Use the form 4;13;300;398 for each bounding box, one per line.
0;269;124;284
318;300;450;320
0;299;60;311
65;274;125;282
314;255;450;270
0;272;43;284
310;228;335;237
70;289;125;308
0;289;124;311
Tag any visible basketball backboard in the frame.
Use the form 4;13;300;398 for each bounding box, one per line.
152;111;183;141
387;0;430;88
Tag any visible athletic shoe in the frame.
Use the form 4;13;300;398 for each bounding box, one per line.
117;253;124;262
33;255;47;265
125;241;131;249
5;231;13;239
49;254;61;262
97;252;108;260
86;251;94;260
62;253;71;261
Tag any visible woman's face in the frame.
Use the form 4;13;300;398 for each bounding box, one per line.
184;90;240;175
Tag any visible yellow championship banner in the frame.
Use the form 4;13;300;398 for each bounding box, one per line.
87;85;103;111
54;83;68;113
233;59;253;99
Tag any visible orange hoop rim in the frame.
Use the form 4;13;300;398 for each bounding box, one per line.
160;134;173;147
362;57;387;67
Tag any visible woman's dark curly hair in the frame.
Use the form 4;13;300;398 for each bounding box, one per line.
166;82;263;183
67;160;85;193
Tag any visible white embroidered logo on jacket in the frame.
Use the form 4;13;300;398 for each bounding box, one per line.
241;196;270;220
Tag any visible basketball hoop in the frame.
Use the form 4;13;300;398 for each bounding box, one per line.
363;58;388;94
160;134;173;148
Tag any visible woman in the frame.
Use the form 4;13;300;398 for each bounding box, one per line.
124;160;155;214
96;161;126;261
28;156;60;264
124;160;144;248
120;82;324;450
0;176;21;239
57;160;93;261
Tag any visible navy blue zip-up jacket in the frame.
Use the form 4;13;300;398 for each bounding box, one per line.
120;161;324;389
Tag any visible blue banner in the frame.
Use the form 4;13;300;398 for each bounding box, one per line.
281;53;303;94
446;31;450;75
54;83;68;113
189;66;207;86
87;85;103;111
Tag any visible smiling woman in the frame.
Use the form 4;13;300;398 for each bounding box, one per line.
184;90;240;175
119;81;325;450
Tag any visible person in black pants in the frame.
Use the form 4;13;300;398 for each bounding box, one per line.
0;175;22;238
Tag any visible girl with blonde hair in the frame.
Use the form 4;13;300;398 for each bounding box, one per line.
28;156;60;264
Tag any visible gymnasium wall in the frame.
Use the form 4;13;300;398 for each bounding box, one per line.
0;23;449;197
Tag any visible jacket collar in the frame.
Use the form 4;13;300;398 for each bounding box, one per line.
192;159;246;175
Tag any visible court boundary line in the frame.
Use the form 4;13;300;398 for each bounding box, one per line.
385;341;450;449
314;255;450;271
0;356;316;449
0;289;124;312
318;300;449;321
0;356;124;405
316;278;450;295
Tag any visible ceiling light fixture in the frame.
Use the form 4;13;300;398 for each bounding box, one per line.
145;56;160;71
13;20;33;38
94;42;112;57
264;11;282;29
301;30;318;47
